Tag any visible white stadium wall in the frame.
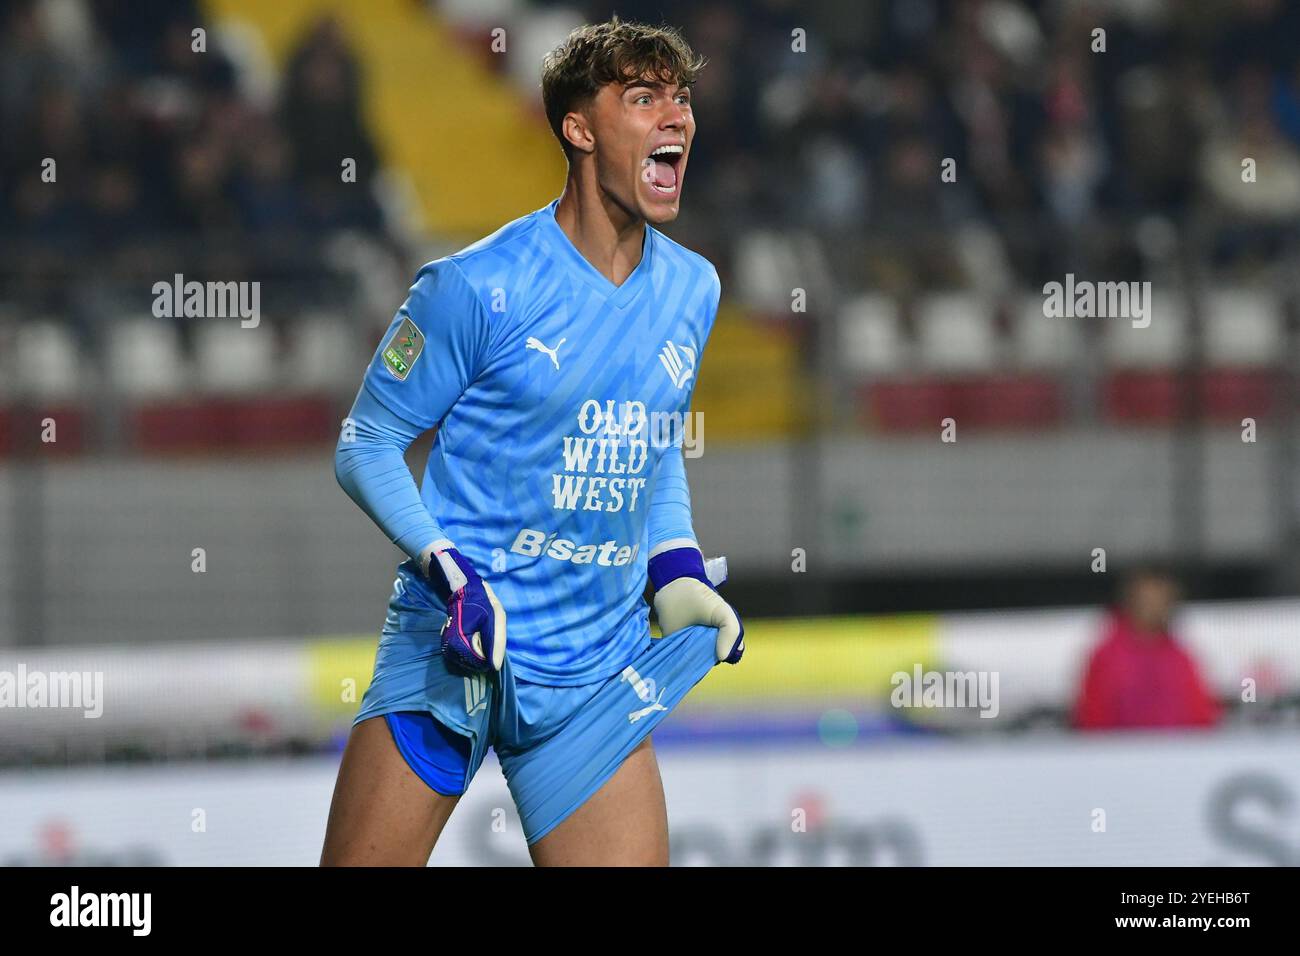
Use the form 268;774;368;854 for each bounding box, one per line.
2;733;1298;866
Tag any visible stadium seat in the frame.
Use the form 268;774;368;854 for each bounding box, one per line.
1102;370;1181;423
284;315;359;391
1200;368;1281;420
734;231;813;313
194;322;277;394
864;375;1064;432
1104;368;1283;424
840;294;907;375
1104;295;1187;369
504;8;586;95
106;317;188;398
861;379;951;432
14;320;83;399
0;402;88;455
949;374;1065;429
915;294;999;372
128;395;338;452
1011;293;1083;369
1204;289;1282;367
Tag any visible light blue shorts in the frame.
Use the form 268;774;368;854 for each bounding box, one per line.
354;580;720;844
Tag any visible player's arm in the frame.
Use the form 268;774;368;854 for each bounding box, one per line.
645;440;744;664
334;260;505;673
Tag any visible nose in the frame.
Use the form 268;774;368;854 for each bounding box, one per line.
659;102;687;130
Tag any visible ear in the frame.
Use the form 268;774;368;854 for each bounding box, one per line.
562;110;595;156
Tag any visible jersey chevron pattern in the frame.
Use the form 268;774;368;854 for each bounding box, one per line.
362;199;722;685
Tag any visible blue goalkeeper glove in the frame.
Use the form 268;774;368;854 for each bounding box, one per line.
649;547;744;664
426;545;506;674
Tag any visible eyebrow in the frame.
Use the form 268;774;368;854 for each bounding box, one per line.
622;79;691;93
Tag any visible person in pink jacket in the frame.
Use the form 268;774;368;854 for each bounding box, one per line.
1074;567;1221;731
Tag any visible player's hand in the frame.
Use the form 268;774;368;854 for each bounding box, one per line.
428;547;506;673
649;547;744;664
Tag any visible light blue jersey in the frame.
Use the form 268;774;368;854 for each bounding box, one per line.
361;199;721;685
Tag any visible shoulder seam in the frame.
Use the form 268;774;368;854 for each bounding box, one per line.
431;257;497;373
449;212;545;265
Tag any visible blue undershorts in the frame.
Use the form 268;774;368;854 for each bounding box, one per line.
355;579;720;844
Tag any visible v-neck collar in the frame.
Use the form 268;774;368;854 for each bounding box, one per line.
537;199;653;310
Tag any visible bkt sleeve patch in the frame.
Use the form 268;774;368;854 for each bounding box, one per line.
382;316;425;380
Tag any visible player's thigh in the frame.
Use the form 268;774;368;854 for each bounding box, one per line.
528;736;669;867
320;715;460;866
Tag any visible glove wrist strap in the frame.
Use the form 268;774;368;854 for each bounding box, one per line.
648;546;710;591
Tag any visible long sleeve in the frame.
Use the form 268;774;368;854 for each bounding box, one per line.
647;263;720;561
646;443;699;558
336;257;492;570
334;385;448;569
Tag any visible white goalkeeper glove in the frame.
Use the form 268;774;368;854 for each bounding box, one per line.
649;547;744;664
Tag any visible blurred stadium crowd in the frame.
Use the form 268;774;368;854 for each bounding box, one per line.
654;0;1300;289
2;0;1299;427
0;0;388;352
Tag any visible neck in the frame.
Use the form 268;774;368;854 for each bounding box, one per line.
553;169;646;286
1120;610;1166;639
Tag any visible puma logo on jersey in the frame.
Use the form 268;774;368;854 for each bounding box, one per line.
659;340;696;389
627;686;668;723
526;336;565;370
621;664;668;723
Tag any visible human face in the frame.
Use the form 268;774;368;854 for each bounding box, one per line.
1125;575;1179;635
587;78;694;224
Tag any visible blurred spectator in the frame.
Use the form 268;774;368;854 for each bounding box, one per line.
1199;65;1300;268
1073;567;1221;731
280;17;384;233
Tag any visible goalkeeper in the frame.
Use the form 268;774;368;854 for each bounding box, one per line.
320;17;742;867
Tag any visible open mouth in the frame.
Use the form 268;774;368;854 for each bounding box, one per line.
644;144;685;197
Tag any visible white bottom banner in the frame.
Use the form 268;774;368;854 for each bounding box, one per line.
1;731;1297;866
